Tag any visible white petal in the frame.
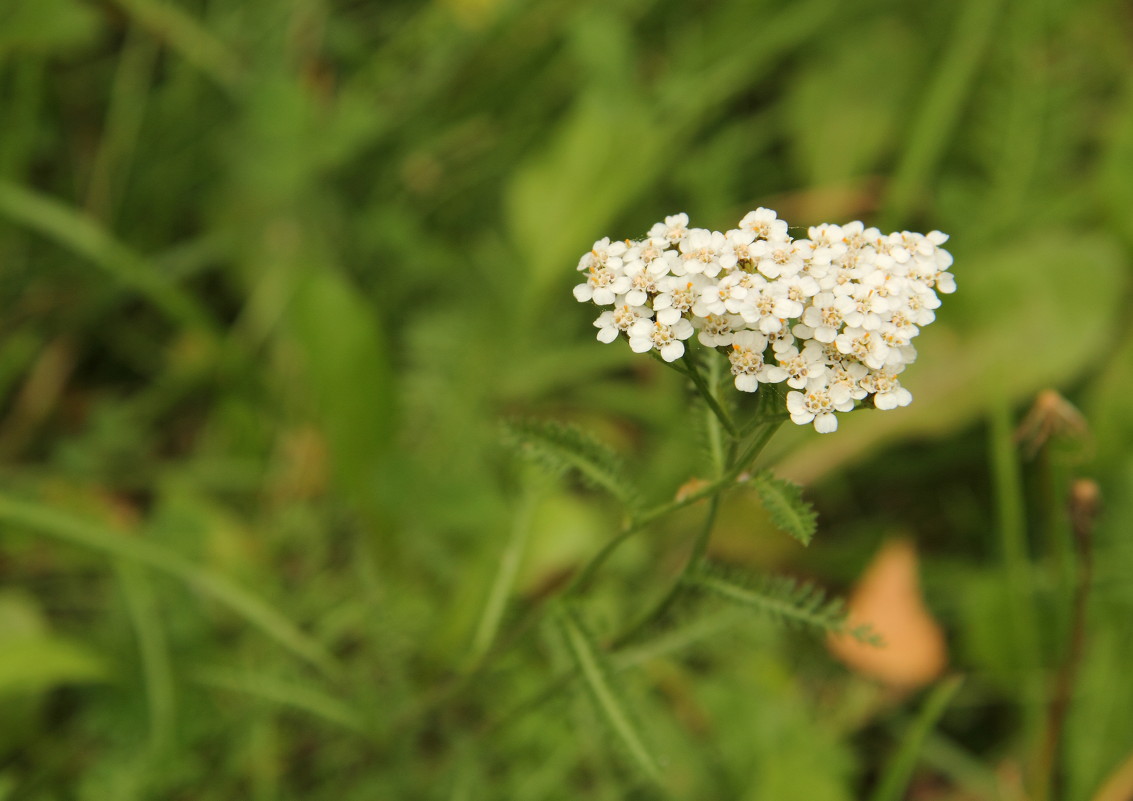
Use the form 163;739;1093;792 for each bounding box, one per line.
814;413;838;433
660;341;685;362
672;319;695;339
593;288;615;305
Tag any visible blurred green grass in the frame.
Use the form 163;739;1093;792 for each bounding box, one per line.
1;0;1133;798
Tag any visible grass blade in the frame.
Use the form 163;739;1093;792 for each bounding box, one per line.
116;561;176;756
881;0;1005;223
0;493;338;677
467;489;536;667
192;668;366;734
869;675;964;801
108;0;243;90
0;180;218;335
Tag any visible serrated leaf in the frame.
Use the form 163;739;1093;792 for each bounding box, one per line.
555;605;663;784
688;565;880;644
750;470;817;546
503;419;640;509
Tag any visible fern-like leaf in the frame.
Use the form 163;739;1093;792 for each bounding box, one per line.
555;604;663;784
503;419;640;509
686;565;880;644
750;469;818;546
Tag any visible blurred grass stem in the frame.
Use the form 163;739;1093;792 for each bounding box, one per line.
989;398;1044;778
0;493;339;677
0;180;219;337
467;488;537;669
1037;480;1099;801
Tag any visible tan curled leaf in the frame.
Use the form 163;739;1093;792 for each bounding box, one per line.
828;539;947;689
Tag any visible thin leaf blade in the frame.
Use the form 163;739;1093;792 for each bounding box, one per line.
869;676;965;801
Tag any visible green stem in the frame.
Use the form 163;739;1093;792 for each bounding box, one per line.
988;399;1044;774
739;383;789;439
610;495;721;650
565;418;781;598
704;353;727;475
475;418;785;745
1037;480;1097;801
400;416;784;741
608;419;783;648
648;349;691;376
682;350;739;438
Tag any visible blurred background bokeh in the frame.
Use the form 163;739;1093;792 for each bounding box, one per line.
1;0;1132;798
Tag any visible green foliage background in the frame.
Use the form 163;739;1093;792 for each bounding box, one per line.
1;0;1132;798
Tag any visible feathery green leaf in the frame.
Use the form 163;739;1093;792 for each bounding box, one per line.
750;469;818;545
503;419;640;509
555;604;663;785
687;565;880;644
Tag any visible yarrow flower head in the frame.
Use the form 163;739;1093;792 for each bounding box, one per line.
573;208;955;433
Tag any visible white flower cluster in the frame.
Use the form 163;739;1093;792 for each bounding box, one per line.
574;209;955;433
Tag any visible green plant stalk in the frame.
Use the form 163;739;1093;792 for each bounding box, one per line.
480;608;753;742
609;417;782;649
681;349;739;438
403;450;750;733
1036;480;1097;801
609;494;722;650
704;350;728;475
410;384;782;734
739;380;790;439
566;416;782;597
192;668;367;734
989;399;1044;769
85;23;158;222
109;0;244;90
1037;446;1074;640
